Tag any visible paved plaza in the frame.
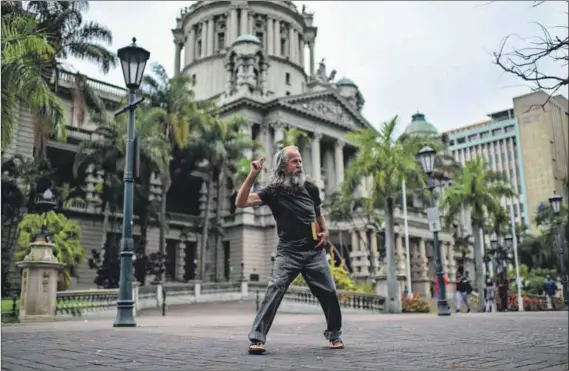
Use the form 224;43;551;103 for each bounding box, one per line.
1;300;568;370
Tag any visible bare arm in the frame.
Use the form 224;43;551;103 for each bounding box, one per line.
235;172;263;208
316;215;328;233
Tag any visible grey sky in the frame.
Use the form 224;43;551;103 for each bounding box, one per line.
67;1;568;135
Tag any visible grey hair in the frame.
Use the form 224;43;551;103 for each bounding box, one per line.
267;146;301;187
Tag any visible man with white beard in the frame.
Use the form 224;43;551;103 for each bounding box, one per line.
235;146;344;354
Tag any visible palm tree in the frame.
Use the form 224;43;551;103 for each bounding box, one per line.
140;63;208;281
275;127;312;149
1;10;65;152
16;210;84;290
23;1;117;158
439;157;514;310
188;114;260;280
73;107;170;284
342;116;442;313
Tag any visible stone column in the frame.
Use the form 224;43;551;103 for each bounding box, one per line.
395;234;406;276
442;241;450;277
240;8;248;35
17;241;64;322
174;40;182;76
259;123;270;184
447;241;456;297
299;39;305;69
311;132;322;188
418;238;429;279
273;122;284;150
200;22;206;58
207;19;215;56
370;230;379;276
177;241;186;280
274;20;281;56
186;29;195;65
289;26;295;61
350;229;360;276
411;238;430;299
267;18;274;55
230;8;238;42
309;41;315;77
334;140;345;190
243;124;253;160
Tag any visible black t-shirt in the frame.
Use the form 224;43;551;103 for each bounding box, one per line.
257;181;321;248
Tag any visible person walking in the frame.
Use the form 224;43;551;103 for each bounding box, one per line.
455;270;472;313
544;274;557;310
235;146;344;355
484;274;497;313
497;273;510;312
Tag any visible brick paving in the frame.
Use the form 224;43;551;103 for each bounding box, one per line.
1;300;568;370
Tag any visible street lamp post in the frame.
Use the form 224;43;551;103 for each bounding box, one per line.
113;38;150;328
548;191;568;311
416;146;451;316
34;188;58;242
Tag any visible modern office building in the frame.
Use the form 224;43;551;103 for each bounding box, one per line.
513;91;568;233
446;90;569;233
446;109;528;227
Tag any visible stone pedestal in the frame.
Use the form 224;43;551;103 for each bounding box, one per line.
16;241;64;323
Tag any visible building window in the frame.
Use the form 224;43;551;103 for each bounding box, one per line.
286;91;291;96
285;73;290;85
457;137;465;144
509;169;514;179
514;204;518;218
480;131;489;139
449;139;455;146
217;33;225;51
492;128;503;135
281;39;287;57
197;40;202;57
192;74;196;85
468;134;478;142
505;125;514;133
256;32;264;47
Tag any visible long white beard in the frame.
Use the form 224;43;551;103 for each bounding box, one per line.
282;172;306;192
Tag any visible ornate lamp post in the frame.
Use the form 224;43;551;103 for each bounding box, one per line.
416;146;451;316
548;191;568;311
33;188;57;242
113;38;150;328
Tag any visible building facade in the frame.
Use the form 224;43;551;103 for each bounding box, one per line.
446;109;528;227
513;91;569;233
4;1;462;300
446;91;569;233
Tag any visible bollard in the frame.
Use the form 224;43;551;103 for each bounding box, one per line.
11;294;17;319
256;289;260;311
162;286;166;316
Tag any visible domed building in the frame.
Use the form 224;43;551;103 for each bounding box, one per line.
403;112;438;138
166;1;457;300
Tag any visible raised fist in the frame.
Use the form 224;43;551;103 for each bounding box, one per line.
250;158;265;175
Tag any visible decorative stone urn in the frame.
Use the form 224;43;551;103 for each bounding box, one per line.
16;240;64;322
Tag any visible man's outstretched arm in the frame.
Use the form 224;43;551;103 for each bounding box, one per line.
235;158;264;209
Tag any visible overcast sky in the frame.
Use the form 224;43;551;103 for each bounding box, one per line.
66;1;568;135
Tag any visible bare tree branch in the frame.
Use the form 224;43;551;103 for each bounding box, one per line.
492;1;568;110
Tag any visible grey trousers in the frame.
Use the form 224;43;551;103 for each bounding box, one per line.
248;246;342;344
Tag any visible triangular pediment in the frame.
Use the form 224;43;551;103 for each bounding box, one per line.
276;91;373;131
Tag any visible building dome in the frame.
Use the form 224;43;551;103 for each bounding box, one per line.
233;34;262;45
336;77;357;87
403;112;438;137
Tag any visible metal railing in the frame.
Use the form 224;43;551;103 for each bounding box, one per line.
1;291;20;323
